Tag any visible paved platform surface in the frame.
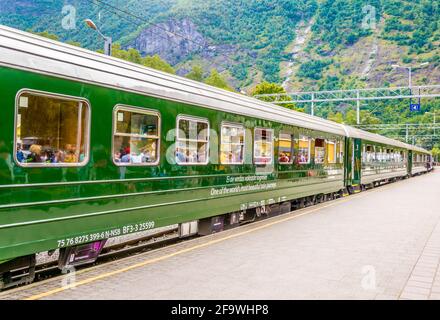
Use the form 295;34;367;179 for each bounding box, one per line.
2;170;440;300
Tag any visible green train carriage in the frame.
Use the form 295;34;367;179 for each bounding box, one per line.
0;26;432;288
342;127;430;191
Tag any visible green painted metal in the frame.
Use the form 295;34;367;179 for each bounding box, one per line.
0;66;346;262
353;138;362;185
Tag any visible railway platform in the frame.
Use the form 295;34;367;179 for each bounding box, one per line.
2;170;440;300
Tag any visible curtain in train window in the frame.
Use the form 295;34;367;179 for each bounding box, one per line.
298;136;310;164
176;117;209;164
254;128;273;164
314;138;325;164
326;140;336;163
16;91;89;166
113;106;160;165
220;124;245;164
278;132;294;164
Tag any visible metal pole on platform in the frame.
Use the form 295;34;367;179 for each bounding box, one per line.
356;90;360;125
406;124;409;143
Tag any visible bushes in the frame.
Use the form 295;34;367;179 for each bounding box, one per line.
297;59;332;80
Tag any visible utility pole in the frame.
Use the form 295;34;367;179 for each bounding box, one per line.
406;124;409;143
356;90;360;125
311;93;315;116
392;63;429;88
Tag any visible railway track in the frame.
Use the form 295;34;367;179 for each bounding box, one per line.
3;227;192;292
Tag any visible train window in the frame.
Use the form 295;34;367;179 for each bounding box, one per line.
365;145;373;162
113;105;160;166
278;132;294;164
15;90;89;167
176;116;209;165
338;140;344;163
298;136;310;164
220;123;245;164
314;139;325;164
254;128;273;164
326;140;336;164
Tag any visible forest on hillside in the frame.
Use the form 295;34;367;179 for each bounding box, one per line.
1;0;440;151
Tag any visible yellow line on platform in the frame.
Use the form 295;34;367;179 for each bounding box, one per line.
23;180;406;300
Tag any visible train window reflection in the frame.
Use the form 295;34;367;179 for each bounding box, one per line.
254;128;273;164
326;140;336;164
176;116;209;165
15;91;89;166
298;135;310;164
220;123;245;164
314;138;325;164
113;106;160;166
278;132;294;164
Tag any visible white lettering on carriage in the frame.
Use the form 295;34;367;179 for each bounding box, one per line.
210;182;277;196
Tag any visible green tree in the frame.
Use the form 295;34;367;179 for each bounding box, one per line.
30;30;59;41
186;65;204;82
327;111;344;123
431;147;440;162
110;44;175;74
66;40;82;47
204;69;234;91
345;110;381;127
127;48;143;64
251;82;303;112
142;55;175;74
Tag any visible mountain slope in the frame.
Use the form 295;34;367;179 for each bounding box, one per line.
0;0;439;90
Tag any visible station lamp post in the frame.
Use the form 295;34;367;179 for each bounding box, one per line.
84;19;112;56
391;62;429;88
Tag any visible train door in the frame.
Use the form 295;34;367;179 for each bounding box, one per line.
352;138;362;185
407;150;412;175
343;137;352;187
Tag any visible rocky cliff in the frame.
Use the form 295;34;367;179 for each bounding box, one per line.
129;19;207;65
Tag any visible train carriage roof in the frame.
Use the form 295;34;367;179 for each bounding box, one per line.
342;126;430;154
0;25;431;155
